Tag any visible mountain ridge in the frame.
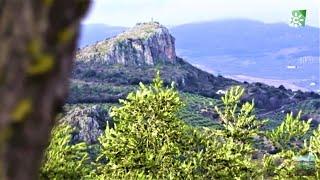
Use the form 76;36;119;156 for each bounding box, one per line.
73;22;319;113
79;20;319;92
80;19;319;56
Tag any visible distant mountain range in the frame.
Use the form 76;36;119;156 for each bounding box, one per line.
170;19;319;57
79;19;320;92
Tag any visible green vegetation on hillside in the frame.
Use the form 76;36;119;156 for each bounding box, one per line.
41;74;320;179
179;93;221;128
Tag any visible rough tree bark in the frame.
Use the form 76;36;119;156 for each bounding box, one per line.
0;0;91;179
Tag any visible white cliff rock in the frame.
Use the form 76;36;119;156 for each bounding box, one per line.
76;22;176;66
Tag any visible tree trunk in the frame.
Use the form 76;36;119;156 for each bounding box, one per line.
0;0;90;179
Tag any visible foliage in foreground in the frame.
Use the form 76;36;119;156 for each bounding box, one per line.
215;86;265;142
39;124;93;179
96;72;256;179
40;73;320;179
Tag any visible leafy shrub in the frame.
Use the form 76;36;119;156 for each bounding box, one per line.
41;73;320;179
262;112;313;178
96;72;257;179
309;126;320;177
215;86;265;142
310;126;320;157
39;123;93;179
267;111;311;151
96;72;188;178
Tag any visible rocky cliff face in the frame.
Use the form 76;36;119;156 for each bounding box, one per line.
62;105;112;144
76;22;176;66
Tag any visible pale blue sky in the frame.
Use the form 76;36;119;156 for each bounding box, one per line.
84;0;319;27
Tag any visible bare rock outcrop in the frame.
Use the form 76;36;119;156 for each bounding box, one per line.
62;105;112;144
76;22;176;66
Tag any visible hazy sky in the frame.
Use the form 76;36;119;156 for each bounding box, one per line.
83;0;319;27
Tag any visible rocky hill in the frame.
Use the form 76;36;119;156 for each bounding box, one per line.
64;22;320;138
72;22;241;102
80;21;320;92
77;22;176;65
72;22;319;111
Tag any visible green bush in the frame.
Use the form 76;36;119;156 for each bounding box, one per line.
267;111;311;151
215;86;265;142
40;73;320;179
96;72;187;178
262;112;313;178
309;126;320;177
39;123;93;179
96;72;257;179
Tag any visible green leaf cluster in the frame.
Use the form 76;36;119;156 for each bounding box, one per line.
267;111;311;151
215;86;265;142
39;123;93;179
309;126;320;177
